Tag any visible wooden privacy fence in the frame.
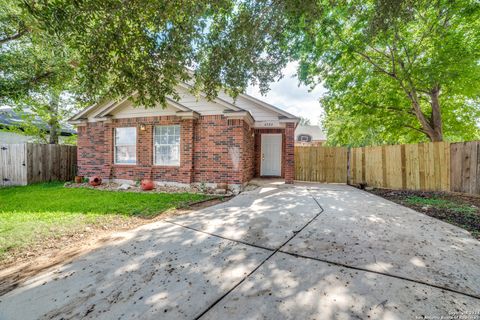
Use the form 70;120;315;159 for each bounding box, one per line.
295;146;348;183
450;141;480;194
295;141;480;195
350;142;451;192
0;143;77;186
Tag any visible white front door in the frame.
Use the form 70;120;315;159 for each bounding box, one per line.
261;134;282;176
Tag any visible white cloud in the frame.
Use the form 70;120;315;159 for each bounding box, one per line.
246;62;326;126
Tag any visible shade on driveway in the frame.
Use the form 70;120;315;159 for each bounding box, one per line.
1;183;479;319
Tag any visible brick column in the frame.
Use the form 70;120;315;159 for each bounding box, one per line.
284;122;295;184
180;119;195;183
102;121;113;179
135;123;153;179
228;119;244;184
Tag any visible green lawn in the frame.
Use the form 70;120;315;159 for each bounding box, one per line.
0;182;209;260
404;195;477;214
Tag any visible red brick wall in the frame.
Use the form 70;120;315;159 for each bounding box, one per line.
242;121;255;182
284;122;295;183
77;115;251;185
193;116;244;184
77;122;109;178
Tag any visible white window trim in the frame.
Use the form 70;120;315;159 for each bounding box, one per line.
153;125;181;167
114;127;137;165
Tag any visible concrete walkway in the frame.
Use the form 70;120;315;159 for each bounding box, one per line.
1;183;479;319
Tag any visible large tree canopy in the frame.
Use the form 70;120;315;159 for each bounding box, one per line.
23;0;310;106
3;0;479;144
0;0;81;143
296;0;480;144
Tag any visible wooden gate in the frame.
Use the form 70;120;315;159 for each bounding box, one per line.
0;144;28;186
0;143;77;186
294;146;348;183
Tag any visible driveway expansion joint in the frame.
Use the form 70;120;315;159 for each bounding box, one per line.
168;189;480;318
287;189;480;301
277;250;480;301
193;190;325;319
164;220;276;252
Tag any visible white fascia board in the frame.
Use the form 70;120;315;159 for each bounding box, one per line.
177;82;243;111
239;93;299;119
223;110;255;126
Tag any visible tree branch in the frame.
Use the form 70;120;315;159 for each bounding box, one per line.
0;29;28;44
403;124;426;134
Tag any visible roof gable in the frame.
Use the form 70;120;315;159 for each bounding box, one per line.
70;83;298;123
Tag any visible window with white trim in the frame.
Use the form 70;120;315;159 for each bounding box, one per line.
114;127;136;164
154;125;180;166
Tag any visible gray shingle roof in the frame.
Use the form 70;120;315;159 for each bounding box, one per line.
0;107;76;135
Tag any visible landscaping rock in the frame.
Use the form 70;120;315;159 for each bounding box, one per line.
216;183;228;190
243;184;259;192
214;189;226;195
118;184;131;190
228;184;242;195
64;180;233;196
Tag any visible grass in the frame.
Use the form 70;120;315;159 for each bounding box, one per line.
402;194;479;239
0;182;209;259
404;196;477;214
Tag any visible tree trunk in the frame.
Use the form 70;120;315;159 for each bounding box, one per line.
47;93;60;144
48;119;59;144
429;86;443;141
407;87;443;142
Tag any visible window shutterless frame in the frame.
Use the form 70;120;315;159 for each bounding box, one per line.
114;127;137;164
153;125;180;166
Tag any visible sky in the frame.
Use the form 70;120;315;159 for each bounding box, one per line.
246;62;327;126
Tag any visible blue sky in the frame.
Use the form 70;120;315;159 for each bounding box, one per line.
247;62;326;126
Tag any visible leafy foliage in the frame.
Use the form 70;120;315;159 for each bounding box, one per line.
2;0;479;145
0;0;83;143
23;0;308;107
295;0;480;144
298;117;311;126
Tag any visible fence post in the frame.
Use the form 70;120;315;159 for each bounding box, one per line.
346;147;351;185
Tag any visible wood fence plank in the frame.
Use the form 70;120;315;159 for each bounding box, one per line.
475;142;480;194
294;141;479;195
462;142;472;194
469;142;478;194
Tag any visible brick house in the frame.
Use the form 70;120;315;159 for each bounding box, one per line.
69;84;299;190
295;125;326;146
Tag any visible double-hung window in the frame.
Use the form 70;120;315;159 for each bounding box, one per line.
114;127;136;164
154;125;180;166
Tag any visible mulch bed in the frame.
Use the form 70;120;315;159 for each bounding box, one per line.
366;188;480;240
64;181;235;196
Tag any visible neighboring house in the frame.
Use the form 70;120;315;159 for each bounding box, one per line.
295;125;326;146
69;84;299;190
0;106;76;144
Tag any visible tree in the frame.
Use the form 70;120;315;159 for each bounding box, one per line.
0;0;82;144
9;0;480;145
299;117;311;126
296;0;480;143
22;0;304;107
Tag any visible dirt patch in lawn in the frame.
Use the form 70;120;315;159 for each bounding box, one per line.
0;196;230;296
367;188;480;240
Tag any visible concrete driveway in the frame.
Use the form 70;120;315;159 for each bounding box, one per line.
1;183;479;319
